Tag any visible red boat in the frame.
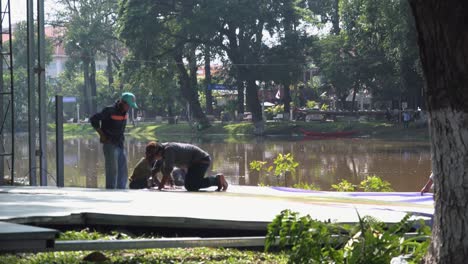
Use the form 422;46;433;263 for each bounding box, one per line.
299;128;357;137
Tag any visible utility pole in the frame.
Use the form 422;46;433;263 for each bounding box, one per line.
27;0;37;185
37;0;48;185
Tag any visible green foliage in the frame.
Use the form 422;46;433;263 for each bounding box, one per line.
266;210;431;264
331;179;357;192
249;153;299;186
58;229;109;241
265;104;285;116
265;209;346;263
249;160;268;172
306;100;318;109
293;182;321;191
359;175;393;192
249;153;299;179
332;176;393;192
273;153;299;178
342;213;429;264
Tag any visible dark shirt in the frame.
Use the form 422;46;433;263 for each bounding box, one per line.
90;101;127;148
160;142;210;176
129;157;158;183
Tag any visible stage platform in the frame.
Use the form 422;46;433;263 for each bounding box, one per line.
0;185;433;231
0;185;434;252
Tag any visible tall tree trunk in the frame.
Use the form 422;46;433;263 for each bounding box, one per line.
82;56;91;116
283;81;292;119
409;1;468;263
331;0;340;35
236;79;245;120
246;79;264;135
174;52;210;129
107;52;114;91
90;58;97;114
204;46;213;115
351;83;357;112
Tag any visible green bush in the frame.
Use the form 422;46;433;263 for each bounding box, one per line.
265;210;431;264
331;179;357;192
293;182;321;191
249;153;299;186
306;100;317;109
273;153;299;178
359;175;393;192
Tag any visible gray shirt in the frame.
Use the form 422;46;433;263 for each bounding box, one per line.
161;142;210;176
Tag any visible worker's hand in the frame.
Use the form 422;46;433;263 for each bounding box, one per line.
99;135;109;144
420;185;430;196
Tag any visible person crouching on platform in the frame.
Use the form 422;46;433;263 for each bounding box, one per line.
128;141;162;189
153;142;228;192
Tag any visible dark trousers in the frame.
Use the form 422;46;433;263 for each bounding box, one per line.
129;179;147;189
185;160;217;191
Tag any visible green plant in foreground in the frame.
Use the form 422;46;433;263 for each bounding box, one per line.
359;175;393;192
331;179;357;192
265;209;431;264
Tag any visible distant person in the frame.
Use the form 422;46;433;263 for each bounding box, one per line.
129;141;161;189
420;172;434;195
153;142;228;192
402;111;411;128
90;92;138;189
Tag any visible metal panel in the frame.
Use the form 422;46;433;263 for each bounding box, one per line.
0;222;58;252
53;237;267;252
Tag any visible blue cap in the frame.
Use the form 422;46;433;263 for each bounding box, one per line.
121;92;138;109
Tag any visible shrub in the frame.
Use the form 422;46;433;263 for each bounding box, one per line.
265;210;431;264
331;179;357;192
359;175;393;192
293;182;321;191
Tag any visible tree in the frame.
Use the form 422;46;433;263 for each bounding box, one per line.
408;0;468;262
310;0;424;110
53;0;121;116
118;0;210;128
196;0;309;133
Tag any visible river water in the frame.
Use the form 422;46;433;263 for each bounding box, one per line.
8;134;431;192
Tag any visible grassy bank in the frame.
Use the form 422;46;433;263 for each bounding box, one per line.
0;248;287;264
51;120;429;141
0;230;287;264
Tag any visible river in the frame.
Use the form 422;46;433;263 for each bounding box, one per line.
8;134;431;192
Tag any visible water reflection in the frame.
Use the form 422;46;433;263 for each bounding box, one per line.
11;134;431;191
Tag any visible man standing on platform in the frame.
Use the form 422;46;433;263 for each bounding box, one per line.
90;92;138;189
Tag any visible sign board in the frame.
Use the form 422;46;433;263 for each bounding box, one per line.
50;96;77;103
208;84;237;90
402;102;408;110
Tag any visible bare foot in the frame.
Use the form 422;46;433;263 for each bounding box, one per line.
216;174;228;192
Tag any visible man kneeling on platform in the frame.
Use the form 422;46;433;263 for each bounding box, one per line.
153;142;228;191
129;141;187;189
